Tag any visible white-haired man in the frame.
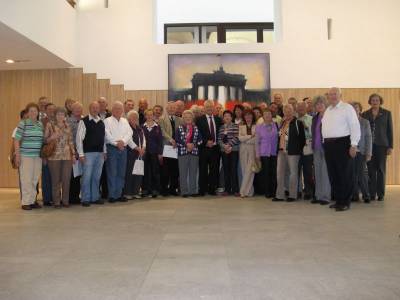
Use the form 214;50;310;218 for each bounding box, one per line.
104;102;136;203
322;87;360;211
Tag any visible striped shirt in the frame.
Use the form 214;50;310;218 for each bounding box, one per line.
218;123;240;151
14;119;44;157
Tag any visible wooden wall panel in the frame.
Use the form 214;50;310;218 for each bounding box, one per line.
82;73;98;109
110;84;125;102
98;79;111;101
0;69;398;186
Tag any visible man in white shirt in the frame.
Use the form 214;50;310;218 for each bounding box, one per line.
322;87;361;211
104;101;136;202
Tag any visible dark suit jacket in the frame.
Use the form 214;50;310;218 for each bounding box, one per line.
362;107;393;148
195;114;222;149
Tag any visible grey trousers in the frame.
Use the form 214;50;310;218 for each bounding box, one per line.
48;160;73;205
276;151;300;199
353;152;370;199
313;149;331;202
178;154;199;195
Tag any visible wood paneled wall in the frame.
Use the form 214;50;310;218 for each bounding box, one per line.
0;68;398;187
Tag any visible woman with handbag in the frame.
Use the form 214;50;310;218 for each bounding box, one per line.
44;107;76;208
176;110;202;197
123;110;146;199
14;103;44;210
238;109;257;197
255;109;279;198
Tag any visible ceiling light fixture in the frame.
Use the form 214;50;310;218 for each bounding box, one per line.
5;59;15;64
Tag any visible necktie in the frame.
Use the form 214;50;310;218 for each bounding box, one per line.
209;116;215;142
170;116;175;139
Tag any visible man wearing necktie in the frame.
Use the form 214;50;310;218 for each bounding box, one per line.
159;101;183;196
196;100;223;196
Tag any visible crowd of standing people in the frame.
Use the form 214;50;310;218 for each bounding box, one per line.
12;87;393;212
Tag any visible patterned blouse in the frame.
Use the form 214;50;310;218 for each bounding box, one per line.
175;124;202;156
45;122;75;161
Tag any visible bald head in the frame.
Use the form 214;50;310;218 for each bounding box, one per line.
89;101;100;116
296;102;307;117
138;98;148;111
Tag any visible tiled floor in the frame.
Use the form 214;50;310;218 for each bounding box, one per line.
0;187;399;300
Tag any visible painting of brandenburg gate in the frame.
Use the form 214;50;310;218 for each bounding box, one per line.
168;53;271;106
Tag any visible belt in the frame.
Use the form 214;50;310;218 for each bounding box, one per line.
324;135;350;142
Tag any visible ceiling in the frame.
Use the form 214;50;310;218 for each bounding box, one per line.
0;21;72;70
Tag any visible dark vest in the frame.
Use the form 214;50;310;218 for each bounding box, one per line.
82;116;105;153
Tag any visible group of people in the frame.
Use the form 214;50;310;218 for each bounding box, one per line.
12;87;393;212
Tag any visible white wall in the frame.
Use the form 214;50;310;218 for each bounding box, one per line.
76;0;400;90
155;0;274;43
0;0;77;65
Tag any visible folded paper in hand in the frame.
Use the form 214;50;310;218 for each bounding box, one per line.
162;145;178;159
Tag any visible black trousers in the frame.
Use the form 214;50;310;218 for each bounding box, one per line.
199;146;220;194
221;151;239;194
367;145;387;199
353;153;370;200
69;172;81;204
161;157;179;195
144;153;161;195
100;163;108;199
298;154;314;197
123;149;143;196
261;156;277;197
324;136;354;208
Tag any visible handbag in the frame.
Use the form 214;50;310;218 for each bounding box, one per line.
41;123;57;158
132;157;144;175
251;158;262;173
10;121;26;169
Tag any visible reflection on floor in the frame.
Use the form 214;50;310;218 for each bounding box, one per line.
0;187;399;300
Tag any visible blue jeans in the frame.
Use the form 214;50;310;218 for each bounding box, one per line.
42;163;52;204
106;145;127;199
81;152;104;203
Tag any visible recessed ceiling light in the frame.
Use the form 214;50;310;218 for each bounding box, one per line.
5;59;15;64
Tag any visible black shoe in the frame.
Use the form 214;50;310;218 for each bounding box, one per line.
198;192;205;196
297;192;303;199
303;194;313;200
352;196;360;202
190;194;200;197
335;205;350;212
364;199;371;204
320;201;330;206
377;196;384;201
152;194;158;198
285;191;289;197
311;199;321;204
286;198;296;202
329;204;337;209
169;191;179;196
272;197;285;202
118;197;128;202
82;202;91;207
182;194;189;198
21;205;32;210
161;193;169;197
30;202;42;209
43;202;52;207
93;200;104;205
208;191;217;196
108;198;116;203
54;205;61;209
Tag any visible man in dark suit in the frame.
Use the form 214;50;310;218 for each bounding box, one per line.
195;100;222;196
